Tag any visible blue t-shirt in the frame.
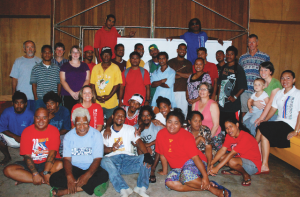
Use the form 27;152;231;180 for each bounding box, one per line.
0;107;34;136
49;106;71;131
63;127;104;170
180;31;208;64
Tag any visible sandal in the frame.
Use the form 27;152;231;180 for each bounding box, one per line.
94;181;109;196
49;187;58;197
242;179;251;186
210;181;231;197
149;175;156;183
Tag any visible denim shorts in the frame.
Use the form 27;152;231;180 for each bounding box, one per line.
15;160;46;173
102;106;118;119
241;158;258;175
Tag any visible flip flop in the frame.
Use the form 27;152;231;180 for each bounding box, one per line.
49;187;58;197
242;179;251;186
149;175;156;183
94;181;109;196
210;181;231;197
221;169;241;175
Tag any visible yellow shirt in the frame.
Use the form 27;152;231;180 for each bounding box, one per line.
90;62;122;109
126;59;145;69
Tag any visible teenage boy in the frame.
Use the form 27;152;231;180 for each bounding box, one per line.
112;44;127;72
51;42;68;67
126;43;145;68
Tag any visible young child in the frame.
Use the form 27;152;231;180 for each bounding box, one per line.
243;78;269;136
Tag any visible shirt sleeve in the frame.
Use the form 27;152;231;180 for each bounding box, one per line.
155;131;163;154
250;93;256;100
179;33;185;40
101;131;109;147
0;110;9;133
92;131;104;158
10;59;20;78
29;66;37;84
184;134;200;158
113;67;123;86
130;126;140;143
63;133;72;157
47;127;61;152
96;104;104;125
222;135;232;151
143;70;151;86
165;69;175;87
122;70;126;86
93;29;101;49
232;133;253;154
271;91;280;109
90;66;97;85
237;66;248;90
150;70;159;83
203;73;212;84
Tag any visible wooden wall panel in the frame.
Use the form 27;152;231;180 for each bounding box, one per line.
0;0;51;16
0;18;51;95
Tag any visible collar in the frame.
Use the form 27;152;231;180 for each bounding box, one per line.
282;86;296;95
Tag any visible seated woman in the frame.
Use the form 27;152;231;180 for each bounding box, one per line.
187;111;213;171
192;82;223;155
208;118;261;186
152;96;172;127
256;70;300;174
156;108;231;197
71;85;104;131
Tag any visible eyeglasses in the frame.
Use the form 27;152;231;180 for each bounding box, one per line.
199;88;208;91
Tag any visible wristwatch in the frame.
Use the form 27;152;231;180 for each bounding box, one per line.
233;95;237;100
43;171;51;175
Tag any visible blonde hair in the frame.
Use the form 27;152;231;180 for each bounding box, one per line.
79;85;96;103
68;45;82;60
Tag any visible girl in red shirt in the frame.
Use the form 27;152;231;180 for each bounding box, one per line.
156;108;231;197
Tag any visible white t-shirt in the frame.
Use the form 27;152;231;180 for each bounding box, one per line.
272;86;300;129
102;124;140;157
251;91;269;110
155;112;166;125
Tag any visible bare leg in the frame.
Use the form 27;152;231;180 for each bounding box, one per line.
260;135;270;172
52;187;83;197
0;141;11;165
255;129;262;143
227;158;251;185
3;164;35;183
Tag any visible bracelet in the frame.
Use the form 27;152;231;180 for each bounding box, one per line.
46;160;54;164
296;130;300;134
32;172;39;177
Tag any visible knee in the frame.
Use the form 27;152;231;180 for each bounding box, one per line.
100;158;113;169
228;159;238;167
165;181;175;190
3;165;14;178
55;161;63;171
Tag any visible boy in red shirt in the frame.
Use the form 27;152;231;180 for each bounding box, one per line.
3;108;62;186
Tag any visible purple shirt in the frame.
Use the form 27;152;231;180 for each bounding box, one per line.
60;62;89;96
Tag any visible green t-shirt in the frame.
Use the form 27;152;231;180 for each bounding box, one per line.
264;77;282;115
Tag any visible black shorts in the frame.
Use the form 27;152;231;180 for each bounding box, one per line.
15;160;46;173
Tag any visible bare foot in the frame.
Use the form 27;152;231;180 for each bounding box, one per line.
261;164;269;172
52;188;68;197
219;189;229;197
0;157;11;166
157;169;167;175
15;181;22;186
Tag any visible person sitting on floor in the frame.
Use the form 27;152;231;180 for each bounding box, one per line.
43;91;71;156
208;118;261;187
49;108;109;197
100;107;153;197
3;108;62;186
152;96;172;127
155;108;231;197
0;91;34;165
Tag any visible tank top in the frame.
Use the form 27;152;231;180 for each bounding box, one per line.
194;99;221;136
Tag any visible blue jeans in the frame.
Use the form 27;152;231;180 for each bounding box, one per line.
100;154;150;193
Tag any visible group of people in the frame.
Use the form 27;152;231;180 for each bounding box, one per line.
0;14;299;197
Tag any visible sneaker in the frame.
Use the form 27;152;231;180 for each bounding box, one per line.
120;188;133;197
94;181;109;196
133;186;149;197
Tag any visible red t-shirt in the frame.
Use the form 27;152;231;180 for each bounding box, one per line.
122;68;151;106
87;62;96;76
223;130;262;173
71;103;104;129
193;61;218;86
123;106;139;126
20;125;61;164
155;128;207;169
93;26;121;60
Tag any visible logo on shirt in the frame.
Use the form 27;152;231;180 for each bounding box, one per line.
21;121;27;127
230;143;240;157
114;137;125;151
32;138;49;161
97;79;109;90
168;139;173;152
219;74;236;107
71;147;92;156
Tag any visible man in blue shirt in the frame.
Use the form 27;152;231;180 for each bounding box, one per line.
0;91;34;165
50;108;108;196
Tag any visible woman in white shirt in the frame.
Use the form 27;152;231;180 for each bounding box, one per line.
256;70;300;174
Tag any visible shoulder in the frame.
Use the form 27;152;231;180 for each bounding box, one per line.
60;106;70;114
110;63;122;72
121;124;135;133
47;125;60;133
81;62;89;69
168;58;177;64
257;50;270;57
2;106;14;115
91;103;103;110
262;91;269;97
65;128;76;138
22;125;35;136
167;66;176;74
34;56;42;62
239;131;256;143
89;126;102;137
184;59;193;65
156;128;168;138
239;53;249;60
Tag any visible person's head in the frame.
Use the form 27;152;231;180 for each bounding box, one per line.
134;43;144;57
177;43;187;58
253;78;265;93
216;50;225;63
79;85;96;103
43;91;61;115
34;108;49;131
198;82;213;98
68;45;82;60
248;34;259;51
158;52;168;67
138;105;156;126
156;96;171;118
72;108;90;136
12;91;27;114
226;46;238;64
129;51;141;67
188;18;201;32
41;45;53;61
280;70;296;89
112;107;126;127
100;47;112;63
114;44;125;58
259;61;274;79
186;111;204;131
197;47;207;60
105;14;116;29
23;40;36;57
83;45;94;61
194;58;205;73
224;118;251;137
166;108;185;134
149;44;159;58
128;94;143;113
54;42;65;58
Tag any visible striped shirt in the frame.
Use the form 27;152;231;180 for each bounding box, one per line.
51;58;68;67
239;50;270;93
30;62;60;99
